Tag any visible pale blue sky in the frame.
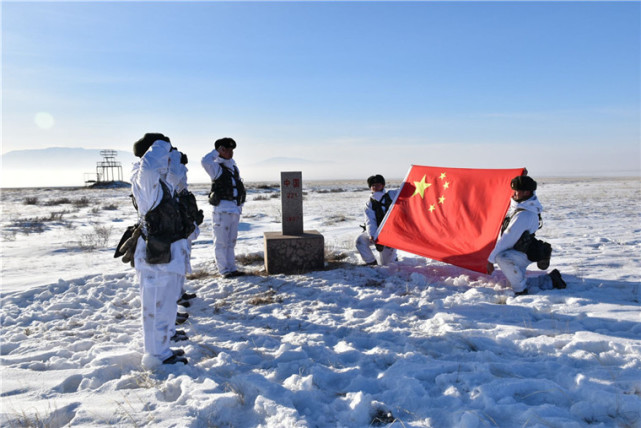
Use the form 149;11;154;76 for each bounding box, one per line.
2;1;640;186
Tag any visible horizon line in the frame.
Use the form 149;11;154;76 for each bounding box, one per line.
2;174;640;191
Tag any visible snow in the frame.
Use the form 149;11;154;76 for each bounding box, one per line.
1;177;640;427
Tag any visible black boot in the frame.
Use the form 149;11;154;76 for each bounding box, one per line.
549;269;566;289
177;292;195;307
223;270;246;278
171;330;189;342
163;349;188;365
175;312;189;325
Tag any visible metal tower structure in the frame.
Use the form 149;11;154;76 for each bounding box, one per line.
96;150;123;182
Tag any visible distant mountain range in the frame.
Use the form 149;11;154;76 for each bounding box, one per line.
1;147;137;187
1;147;136;169
250;156;329;167
1;149;324;170
0;148;331;187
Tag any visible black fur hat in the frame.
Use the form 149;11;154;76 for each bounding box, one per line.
511;175;537;191
133;133;171;158
214;137;237;150
367;174;385;187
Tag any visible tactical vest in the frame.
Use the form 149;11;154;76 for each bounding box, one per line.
370;192;393;226
500;208;543;235
143;181;187;264
209;165;246;206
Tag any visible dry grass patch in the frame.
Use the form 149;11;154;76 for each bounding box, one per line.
186;270;216;280
249;289;282;306
236;252;264;265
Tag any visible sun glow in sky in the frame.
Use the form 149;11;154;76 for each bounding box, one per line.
2;1;640;187
34;112;55;130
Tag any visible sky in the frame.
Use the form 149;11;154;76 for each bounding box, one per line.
2;0;640;187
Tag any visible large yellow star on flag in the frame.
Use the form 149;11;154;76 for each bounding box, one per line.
412;175;431;199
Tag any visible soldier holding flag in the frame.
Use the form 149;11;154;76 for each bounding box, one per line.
487;175;566;295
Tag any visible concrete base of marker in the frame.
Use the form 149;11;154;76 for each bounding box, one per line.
264;231;325;275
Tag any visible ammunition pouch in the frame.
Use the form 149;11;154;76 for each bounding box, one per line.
513;231;552;269
144;233;172;264
208;191;221;206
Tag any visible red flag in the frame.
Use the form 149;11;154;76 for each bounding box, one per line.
376;165;525;274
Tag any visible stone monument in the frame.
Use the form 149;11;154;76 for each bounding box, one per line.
263;171;325;274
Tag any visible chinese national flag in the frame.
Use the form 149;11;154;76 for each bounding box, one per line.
376;165;525;274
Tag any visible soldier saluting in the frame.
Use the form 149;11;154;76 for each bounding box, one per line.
130;133;191;367
201;137;246;278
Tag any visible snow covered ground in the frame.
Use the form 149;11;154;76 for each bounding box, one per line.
1;177;640;427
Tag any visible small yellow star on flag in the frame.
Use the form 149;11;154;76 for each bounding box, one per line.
439;172;447;180
443;181;450;189
439;196;446;204
412;175;431;199
429;204;436;212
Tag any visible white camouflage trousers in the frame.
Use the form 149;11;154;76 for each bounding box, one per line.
138;269;182;362
169;275;185;338
495;249;552;292
355;232;397;266
212;211;240;275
